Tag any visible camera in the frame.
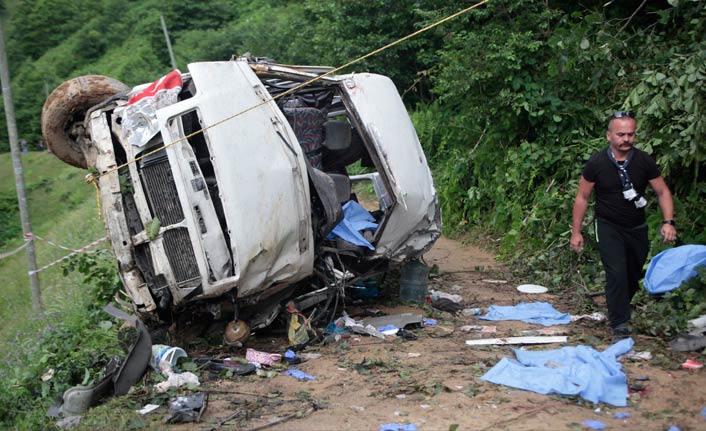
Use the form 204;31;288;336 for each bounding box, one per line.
622;187;638;200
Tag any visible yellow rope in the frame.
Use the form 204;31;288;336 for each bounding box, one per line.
85;173;102;219
86;0;490;185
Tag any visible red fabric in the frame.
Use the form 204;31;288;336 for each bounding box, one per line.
127;70;182;105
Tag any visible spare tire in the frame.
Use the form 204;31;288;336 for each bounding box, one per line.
41;75;129;169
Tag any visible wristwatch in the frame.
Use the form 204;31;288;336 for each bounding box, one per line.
662;220;676;227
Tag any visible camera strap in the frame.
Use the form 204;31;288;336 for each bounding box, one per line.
606;147;634;189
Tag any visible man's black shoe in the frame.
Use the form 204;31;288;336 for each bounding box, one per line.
611;324;630;343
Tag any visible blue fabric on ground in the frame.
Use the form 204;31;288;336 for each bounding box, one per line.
327;201;378;249
614;412;630;419
581;420;606;430
378;424;417;431
285;369;316;381
480;338;634;406
479;302;571;326
644;245;706;294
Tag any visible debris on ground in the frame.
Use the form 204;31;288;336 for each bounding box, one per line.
570;312;607;322
481;338;634;406
681;359;704;370
245;348;282;366
164;393;207;424
429;290;464;314
581;419;607;430
285;369;316;381
465;336;568;346
479;302;572;326
378;423;417;431
459;325;497;333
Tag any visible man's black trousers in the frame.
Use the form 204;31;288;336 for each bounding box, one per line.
596;219;650;329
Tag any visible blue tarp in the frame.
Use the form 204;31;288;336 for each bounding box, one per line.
480;338;634;406
644;245;706;294
479;302;571;326
327;201;378;250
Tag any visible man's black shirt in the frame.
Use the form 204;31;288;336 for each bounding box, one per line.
582;148;660;228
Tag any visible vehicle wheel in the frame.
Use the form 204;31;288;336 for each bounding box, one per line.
41;75;129;169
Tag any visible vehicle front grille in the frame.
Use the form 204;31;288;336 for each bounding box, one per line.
140;155;184;225
163;228;201;285
138;152;200;287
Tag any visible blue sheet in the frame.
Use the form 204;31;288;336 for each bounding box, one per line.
327;201;378;250
644;245;706;294
480;338;634;406
479;302;571;326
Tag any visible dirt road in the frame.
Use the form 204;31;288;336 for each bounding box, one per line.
174;236;706;431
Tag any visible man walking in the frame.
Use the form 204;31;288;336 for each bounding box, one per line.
570;111;677;340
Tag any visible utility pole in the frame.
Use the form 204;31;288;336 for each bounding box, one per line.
160;14;178;71
0;19;43;312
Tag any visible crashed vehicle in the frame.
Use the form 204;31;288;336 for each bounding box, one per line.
41;56;441;340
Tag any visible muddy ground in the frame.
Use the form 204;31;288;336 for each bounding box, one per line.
162;236;706;431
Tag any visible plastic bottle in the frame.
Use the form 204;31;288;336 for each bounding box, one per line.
462;308;484;317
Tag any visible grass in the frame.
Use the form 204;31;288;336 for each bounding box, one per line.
0;151;105;360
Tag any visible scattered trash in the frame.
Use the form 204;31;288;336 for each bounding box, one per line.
629;383;645;392
164;393;207;424
521;328;566;336
479;302;571;326
378;325;401;336
459;325;497;334
256;369;279;378
614;411;630;419
154;370;200;393
136;404;160;415
482;279;508;284
287;302;315;346
465;336;568;346
429;290;464;314
299;353;322;360
378;423;417;431
363;313;424;331
581;419;606;430
667;426;681;431
151;345;187;372
246;348;282;366
285;369;316;381
283;349;302;365
41;368;55;382
396;329;418;340
481;338;634;406
462;308;484;317
701;406;706;419
634;375;650;381
516;284;548;294
688;314;706;331
570;312;606;322
622;351;652;361
669;333;706;352
195;358;257;376
351;405;365;412
399;259;429;304
423;318;438;326
681;359;703;370
339;312;386;338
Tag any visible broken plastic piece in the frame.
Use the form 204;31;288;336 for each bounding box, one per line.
681;359;703;370
164;393;206;424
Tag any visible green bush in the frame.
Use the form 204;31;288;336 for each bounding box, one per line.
0;250;122;429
